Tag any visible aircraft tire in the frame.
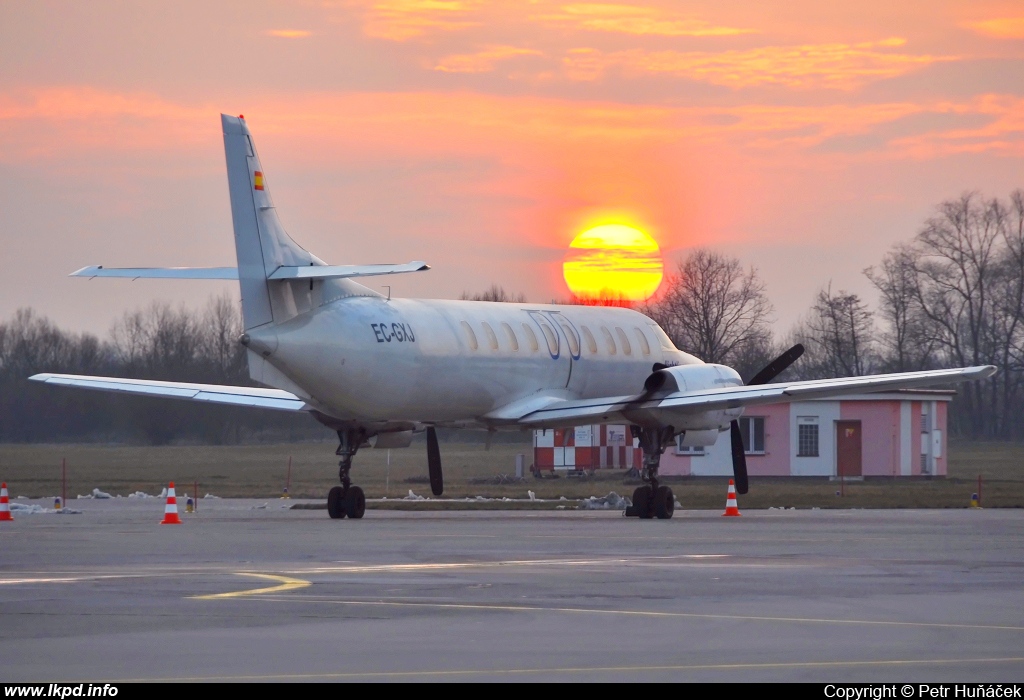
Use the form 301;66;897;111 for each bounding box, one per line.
632;486;653;519
344;485;366;519
327;486;346;519
654;486;674;519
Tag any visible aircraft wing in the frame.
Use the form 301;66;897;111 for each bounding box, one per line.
71;262;429;281
516;365;996;429
29;374;310;411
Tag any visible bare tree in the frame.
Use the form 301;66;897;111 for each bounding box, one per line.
865;246;936;372
459;285;526;303
805;284;875;377
642;249;773;366
910;192;1004;437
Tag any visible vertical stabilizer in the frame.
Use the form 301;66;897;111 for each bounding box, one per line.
222;114;317;330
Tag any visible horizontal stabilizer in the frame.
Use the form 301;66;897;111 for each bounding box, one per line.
29;374;309;412
267;261;430;280
71;261;429;281
517;365;997;429
71;266;238;280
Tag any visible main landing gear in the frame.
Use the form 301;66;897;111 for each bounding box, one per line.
625;426;676;520
327;428;366;520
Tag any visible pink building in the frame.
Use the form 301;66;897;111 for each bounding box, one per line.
534;390;953;478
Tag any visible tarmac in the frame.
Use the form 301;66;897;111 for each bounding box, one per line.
1;497;1023;682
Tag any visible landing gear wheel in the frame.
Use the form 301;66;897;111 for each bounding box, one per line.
632;485;653;519
654;485;674;519
344;485;366;519
327;486;346;519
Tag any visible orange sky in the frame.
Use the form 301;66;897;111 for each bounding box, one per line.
1;0;1022;332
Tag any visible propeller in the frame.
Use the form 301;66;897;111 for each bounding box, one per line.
426;426;444;496
729;344;804;495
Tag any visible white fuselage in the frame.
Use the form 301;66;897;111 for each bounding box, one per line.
244;296;736;430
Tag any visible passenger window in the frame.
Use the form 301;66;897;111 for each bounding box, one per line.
615;327;632;356
633;327;651;356
557;318;580;356
521;323;539;352
581;326;598;355
539;322;559;355
460;321;478;350
600;326;616;355
502;322;519;351
481;321;499;351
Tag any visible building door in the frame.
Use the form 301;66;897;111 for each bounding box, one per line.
836;420;862;477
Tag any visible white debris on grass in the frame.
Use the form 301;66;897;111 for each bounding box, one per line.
127;491;155;499
527;490;537;501
404;490;425;501
8;503;81;515
203;494;220;499
15;495;28;500
76;488;113;500
158;488;168;498
578;492;631;511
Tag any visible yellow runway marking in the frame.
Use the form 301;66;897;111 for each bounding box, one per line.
250;596;1024;632
100;656;1024;682
277;554;754;576
190;573;311;600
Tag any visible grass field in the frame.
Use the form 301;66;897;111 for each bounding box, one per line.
0;437;1021;509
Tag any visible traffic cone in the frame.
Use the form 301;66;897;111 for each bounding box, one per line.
0;483;13;521
160;482;182;525
722;479;741;517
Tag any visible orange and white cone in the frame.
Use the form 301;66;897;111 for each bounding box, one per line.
160;482;182;525
722;479;741;517
0;483;13;522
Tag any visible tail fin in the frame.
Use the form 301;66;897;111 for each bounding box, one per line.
222;114;318;330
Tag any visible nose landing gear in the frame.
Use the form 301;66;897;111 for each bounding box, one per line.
327;428;366;519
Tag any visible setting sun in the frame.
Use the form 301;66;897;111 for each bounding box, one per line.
562;224;664;302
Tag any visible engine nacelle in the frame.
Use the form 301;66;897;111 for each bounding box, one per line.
626;363;745;431
644;363;742;394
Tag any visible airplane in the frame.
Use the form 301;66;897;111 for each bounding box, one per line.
30;114;996;520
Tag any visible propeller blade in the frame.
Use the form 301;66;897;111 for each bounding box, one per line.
730;420;749;495
427;426;444;496
747;343;805;386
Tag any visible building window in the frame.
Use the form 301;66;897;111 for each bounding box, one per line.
739;416;765;454
797;423;819;457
